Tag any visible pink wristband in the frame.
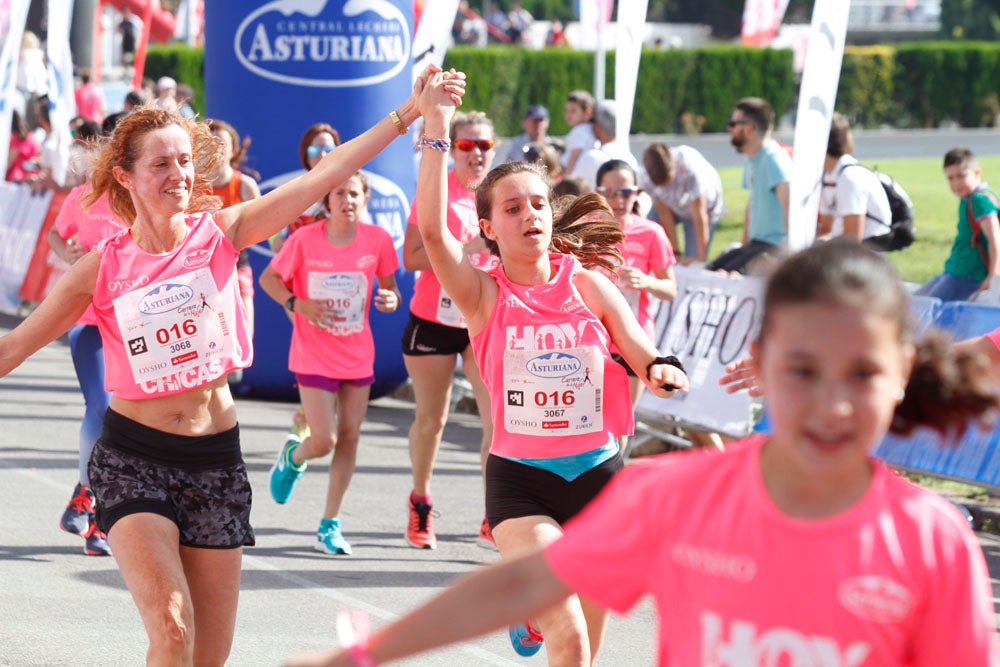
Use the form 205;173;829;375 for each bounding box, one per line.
345;640;377;667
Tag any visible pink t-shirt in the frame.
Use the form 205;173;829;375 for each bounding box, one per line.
270;220;399;379
613;213;675;339
54;185;126;326
986;327;1000;352
472;253;634;459
74;82;105;123
407;169;497;328
92;213;253;399
545;436;999;666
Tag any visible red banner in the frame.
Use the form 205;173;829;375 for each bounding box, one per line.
19;191;70;304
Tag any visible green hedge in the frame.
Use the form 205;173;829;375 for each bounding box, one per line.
142;41;1000;134
145;44;206;116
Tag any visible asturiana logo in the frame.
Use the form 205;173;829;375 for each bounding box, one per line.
235;0;411;88
322;274;359;294
526;352;582;379
138;284;195;315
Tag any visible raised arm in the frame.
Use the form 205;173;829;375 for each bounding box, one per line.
218;66;465;250
413;71;492;328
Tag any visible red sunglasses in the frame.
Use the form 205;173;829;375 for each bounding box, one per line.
454;139;495;152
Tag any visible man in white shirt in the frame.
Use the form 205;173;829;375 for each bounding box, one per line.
818;113;892;243
570;100;638;190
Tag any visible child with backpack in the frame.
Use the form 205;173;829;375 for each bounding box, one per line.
917;147;1000;302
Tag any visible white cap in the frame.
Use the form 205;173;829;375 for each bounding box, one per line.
157;76;176;91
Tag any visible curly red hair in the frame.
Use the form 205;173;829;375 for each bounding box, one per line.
86;105;222;224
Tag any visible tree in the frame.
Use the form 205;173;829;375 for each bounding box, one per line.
940;0;1000;39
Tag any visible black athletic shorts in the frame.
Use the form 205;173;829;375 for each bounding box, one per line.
401;313;470;356
485;453;623;529
88;409;255;549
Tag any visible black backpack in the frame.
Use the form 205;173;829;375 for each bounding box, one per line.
835;164;916;252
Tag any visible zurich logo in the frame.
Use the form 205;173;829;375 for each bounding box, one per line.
234;0;411;88
138;284;195;315
526;352;582;379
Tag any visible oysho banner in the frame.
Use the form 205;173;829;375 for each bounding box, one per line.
204;0;416;398
637;266;764;437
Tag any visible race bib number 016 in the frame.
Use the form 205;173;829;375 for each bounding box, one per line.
502;346;603;436
114;268;234;384
308;270;368;335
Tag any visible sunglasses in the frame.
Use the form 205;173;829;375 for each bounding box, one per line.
727;119;750;128
306;144;336;158
596;187;638;199
454;139;495;152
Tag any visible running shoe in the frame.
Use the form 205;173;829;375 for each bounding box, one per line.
83;517;112;556
406;497;437;550
60;483;94;535
316;518;352;555
290;407;310;441
478;515;496;548
269;437;307;504
508;622;544;657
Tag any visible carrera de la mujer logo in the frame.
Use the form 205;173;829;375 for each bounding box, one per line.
235;0;411;87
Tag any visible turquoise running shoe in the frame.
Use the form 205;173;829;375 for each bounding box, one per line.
508;622;544;657
269;437;306;504
316;518;352;555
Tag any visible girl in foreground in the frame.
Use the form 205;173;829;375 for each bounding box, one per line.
0;66;462;665
287;241;1000;667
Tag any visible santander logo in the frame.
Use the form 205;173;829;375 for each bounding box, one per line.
234;0;411;88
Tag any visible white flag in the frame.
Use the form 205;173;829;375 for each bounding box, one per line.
0;0;31;180
614;0;648;141
741;0;791;47
45;0;76;187
577;0;612;51
786;0;849;251
412;0;460;84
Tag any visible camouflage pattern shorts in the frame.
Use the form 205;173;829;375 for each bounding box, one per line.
89;429;255;549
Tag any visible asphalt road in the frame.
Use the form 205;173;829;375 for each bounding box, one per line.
2;314;1000;665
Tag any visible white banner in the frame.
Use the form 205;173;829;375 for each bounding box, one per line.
0;183;53;314
0;0;31;180
741;0;791;47
411;0;460;83
786;0;849;251
637;266;764;437
45;0;76;187
613;0;647;142
577;0;612;51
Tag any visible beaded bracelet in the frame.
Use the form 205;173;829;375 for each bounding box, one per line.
417;135;451;152
389;109;408;135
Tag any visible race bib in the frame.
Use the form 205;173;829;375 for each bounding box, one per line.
114;268;234;385
502;346;604;436
308;270;368;335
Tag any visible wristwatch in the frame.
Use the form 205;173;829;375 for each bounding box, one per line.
285;295;297;312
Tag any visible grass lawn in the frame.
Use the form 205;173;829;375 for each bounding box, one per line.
713;155;1000;284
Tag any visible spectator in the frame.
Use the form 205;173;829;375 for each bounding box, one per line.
546;19;568;47
16;31;48;102
119;10;139;65
641;142;726;263
176;83;196;120
705;97;792;275
101;88;150;135
155;76;179;113
5;109;41;182
485;2;509;43
561;89;597;176
570;99;638;190
916;147;1000;302
506;0;533;44
523;142;561;181
74;69;105;124
817;113;892;244
501;104;553;164
551;176;588;199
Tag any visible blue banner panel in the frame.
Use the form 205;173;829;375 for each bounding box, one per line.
205;0;416;399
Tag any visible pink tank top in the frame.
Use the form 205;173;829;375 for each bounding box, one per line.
407;169;498;328
92;212;253;399
472;253;634;459
54;185;126;326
